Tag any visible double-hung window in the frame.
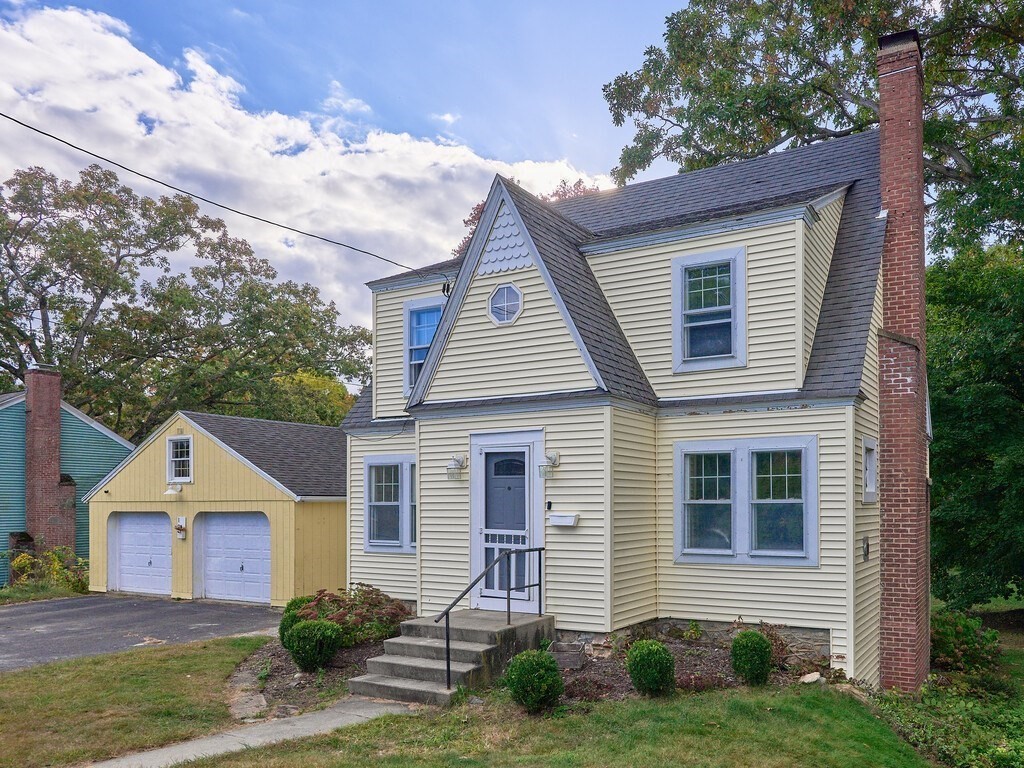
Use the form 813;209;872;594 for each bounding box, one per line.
672;247;747;373
675;435;818;566
365;456;416;552
404;298;444;395
166;435;193;483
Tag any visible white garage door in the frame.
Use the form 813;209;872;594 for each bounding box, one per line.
116;512;172;595
202;512;271;603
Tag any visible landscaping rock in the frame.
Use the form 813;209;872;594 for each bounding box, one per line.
799;672;821;684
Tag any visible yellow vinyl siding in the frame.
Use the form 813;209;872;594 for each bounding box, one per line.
346;431;419;601
294;500;347;596
610;407;658;628
852;272;883;684
656;406;852;669
373;282;448;419
426;265;595;401
88;414;346;607
802;196;845;378
588;221;801;398
417;408;609;631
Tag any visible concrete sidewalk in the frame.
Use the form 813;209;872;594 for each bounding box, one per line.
89;696;412;768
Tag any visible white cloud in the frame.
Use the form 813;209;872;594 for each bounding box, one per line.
430;112;460;126
0;7;610;328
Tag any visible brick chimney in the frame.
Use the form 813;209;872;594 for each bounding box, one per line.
24;366;76;551
877;29;930;691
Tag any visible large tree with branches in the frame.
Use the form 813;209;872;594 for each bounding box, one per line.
603;0;1022;251
1;164;369;442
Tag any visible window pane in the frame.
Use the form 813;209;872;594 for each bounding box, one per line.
685;263;731;310
411;307;441;346
685;503;732;550
370;464;400;503
369;504;400;543
490;285;521;322
752;502;804;551
753;450;803;501
686;453;731;500
686;322;732;357
410;463;416;544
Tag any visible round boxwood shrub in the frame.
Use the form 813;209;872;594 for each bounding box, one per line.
626;639;676;696
279;595;315;648
732;630;772;686
504;649;564;713
931;610;1001;671
285;619;347;672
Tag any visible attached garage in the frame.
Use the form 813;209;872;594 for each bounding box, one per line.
198;512;271;603
112;512;172;595
87;411;347;607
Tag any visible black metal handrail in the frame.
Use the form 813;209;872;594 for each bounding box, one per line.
433;546;545;689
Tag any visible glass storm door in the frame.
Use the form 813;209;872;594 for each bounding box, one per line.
480;450;529;600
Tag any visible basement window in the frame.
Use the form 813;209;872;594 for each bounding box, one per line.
365;455;416;553
675;435;818;566
166;435;193;483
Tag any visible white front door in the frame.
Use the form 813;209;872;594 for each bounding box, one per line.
470;431;543;613
115;512;172;595
199;512;271;603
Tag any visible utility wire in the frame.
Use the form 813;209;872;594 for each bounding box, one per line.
0;110;423;275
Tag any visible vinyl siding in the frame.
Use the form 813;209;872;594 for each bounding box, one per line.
346;431;419;601
417;408;610;631
88;414;345;607
610;407;658;628
59;407;133;559
0;401;26;587
853;274;883;684
801;196;845;379
587;220;801;398
656;406;852;670
294;500;348;597
372;282;448;419
426;265;595;402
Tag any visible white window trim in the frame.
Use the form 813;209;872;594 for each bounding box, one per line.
166;435;193;484
671;247;747;373
364;454;416;553
862;436;878;504
674;435;819;567
487;283;523;326
403;296;445;396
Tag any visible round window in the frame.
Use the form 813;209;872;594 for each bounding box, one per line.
488;283;522;325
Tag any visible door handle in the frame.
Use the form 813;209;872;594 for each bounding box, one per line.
148;559;152;567
240;562;245;572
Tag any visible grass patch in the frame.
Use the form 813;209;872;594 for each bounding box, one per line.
0;635;267;767
191;686;928;768
0;581;80;605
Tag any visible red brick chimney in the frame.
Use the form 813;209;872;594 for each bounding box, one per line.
24;366;76;551
877;29;930;691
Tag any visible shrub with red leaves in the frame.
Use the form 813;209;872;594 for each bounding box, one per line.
296;583;412;644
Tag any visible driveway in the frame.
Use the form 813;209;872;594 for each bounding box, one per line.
0;593;279;672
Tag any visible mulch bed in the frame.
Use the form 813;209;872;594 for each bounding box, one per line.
234;638;384;717
561;639;822;704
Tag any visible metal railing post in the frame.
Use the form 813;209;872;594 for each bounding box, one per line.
537;549;543;616
444;612;451;690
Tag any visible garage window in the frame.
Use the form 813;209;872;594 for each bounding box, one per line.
365;455;416;552
166;435;193;483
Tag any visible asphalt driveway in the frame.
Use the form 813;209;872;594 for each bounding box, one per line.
0;593;279;672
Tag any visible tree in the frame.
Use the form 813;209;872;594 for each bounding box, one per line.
927;243;1024;609
452;177;599;256
1;164;370;442
603;1;1023;251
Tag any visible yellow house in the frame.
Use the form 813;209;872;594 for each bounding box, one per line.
344;31;932;697
86;411;346;606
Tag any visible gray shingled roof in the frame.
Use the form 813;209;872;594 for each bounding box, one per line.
367;256;463;290
358;129;883;415
340;382;415;434
181;411;346;497
0;391;24;409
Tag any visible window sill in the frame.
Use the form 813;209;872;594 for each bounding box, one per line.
364;545;416;555
673;355;746;374
674;552;819;568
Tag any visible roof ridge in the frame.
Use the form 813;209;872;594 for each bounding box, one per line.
180;410;344;431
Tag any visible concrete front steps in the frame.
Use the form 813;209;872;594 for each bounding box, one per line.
348;609;554;705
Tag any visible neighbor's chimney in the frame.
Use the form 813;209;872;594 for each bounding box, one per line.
876;29;930;691
24;365;76;551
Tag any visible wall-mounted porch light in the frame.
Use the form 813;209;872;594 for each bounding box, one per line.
163;484;182;496
538;451;560;479
446;454;467;480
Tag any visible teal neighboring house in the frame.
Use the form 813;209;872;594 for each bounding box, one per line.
0;368;133;585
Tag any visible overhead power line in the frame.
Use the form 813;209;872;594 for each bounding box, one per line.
0;110;422;275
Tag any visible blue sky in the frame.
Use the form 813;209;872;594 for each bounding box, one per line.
0;1;682;324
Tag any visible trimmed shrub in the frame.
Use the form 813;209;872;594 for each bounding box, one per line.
279;595;316;648
931;611;1000;671
285;619;348;672
732;630;772;685
626;639;676;696
504;649;563;713
295;584;412;644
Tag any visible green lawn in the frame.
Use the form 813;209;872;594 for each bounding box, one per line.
191;686;929;768
0;581;81;604
0;635;267;768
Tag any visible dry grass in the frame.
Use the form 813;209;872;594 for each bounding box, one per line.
0;635;266;767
